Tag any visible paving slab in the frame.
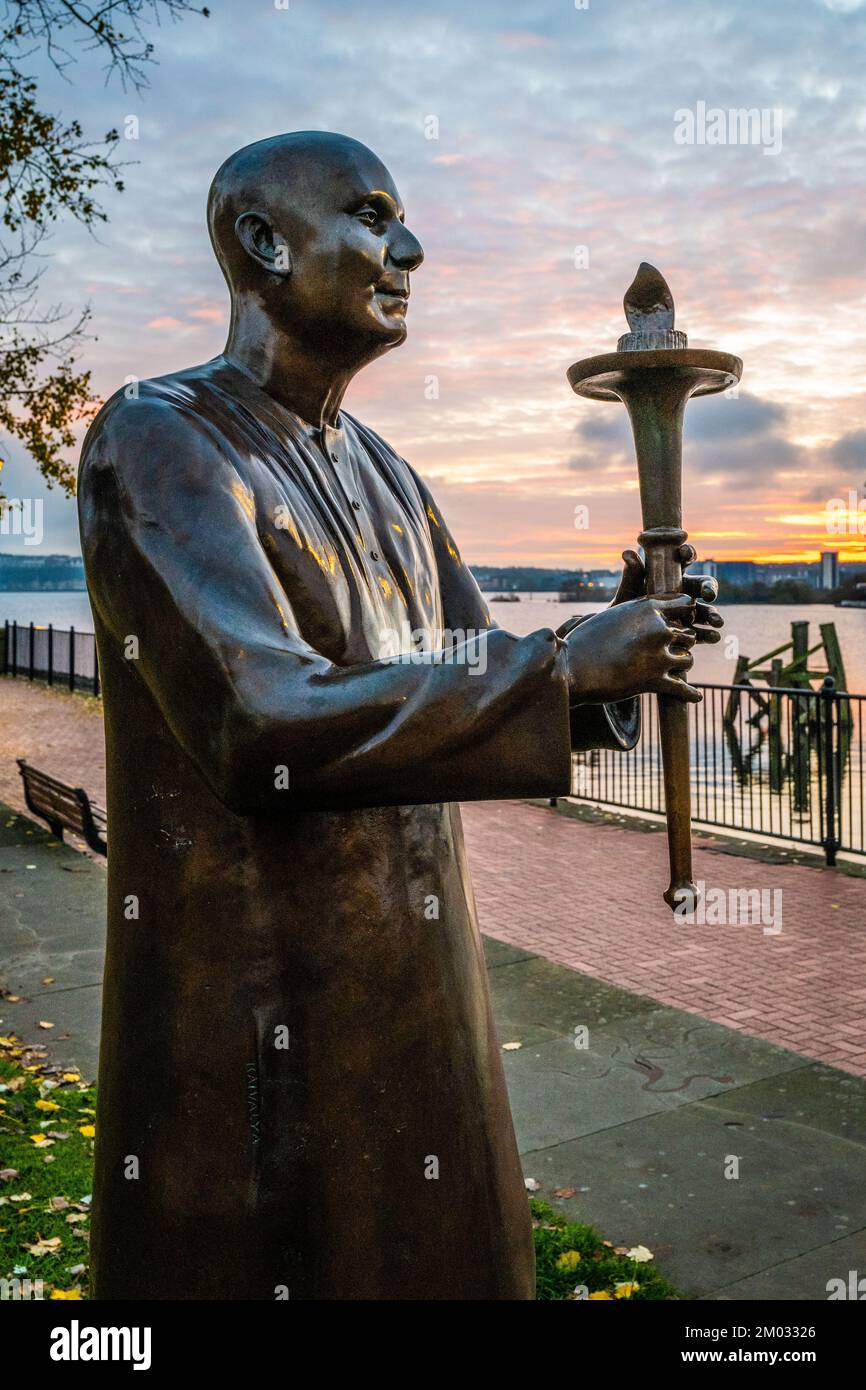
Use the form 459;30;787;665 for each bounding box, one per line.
501;1021;807;1152
520;1073;866;1299
0;808;105;1078
705;1229;866;1301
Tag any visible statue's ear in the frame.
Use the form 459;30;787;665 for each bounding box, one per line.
234;212;292;277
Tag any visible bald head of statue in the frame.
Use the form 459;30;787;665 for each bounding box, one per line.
207;132;424;371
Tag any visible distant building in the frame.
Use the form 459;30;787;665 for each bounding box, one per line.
820;550;839;590
0;553;86;591
714;560;758;586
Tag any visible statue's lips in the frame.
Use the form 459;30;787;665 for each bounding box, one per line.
374;285;409;301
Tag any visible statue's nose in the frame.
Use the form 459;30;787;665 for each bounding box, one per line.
391;226;424;271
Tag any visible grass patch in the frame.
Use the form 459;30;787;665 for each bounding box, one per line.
0;1034;94;1299
532;1199;681;1300
1;1036;680;1302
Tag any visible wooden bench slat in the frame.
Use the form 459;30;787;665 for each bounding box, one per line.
16;760;107;856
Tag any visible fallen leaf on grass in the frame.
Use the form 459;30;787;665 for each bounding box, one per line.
65;1213;88;1224
50;1289;83;1299
25;1236;63;1257
29;1134;54;1147
9;1192;32;1202
501;1041;522;1051
42;978;55;986
554;1187;577;1199
50;1197;69;1212
37;1021;55;1030
36;1099;60;1112
0;1169;19;1181
61;1074;81;1084
78;1125;95;1139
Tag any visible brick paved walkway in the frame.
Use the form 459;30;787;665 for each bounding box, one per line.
2;676;864;1077
461;800;866;1078
0;676;106;813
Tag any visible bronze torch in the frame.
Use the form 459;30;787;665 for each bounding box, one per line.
568;264;742;913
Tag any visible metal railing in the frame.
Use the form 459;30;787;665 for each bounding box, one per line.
572;681;864;864
2;620;99;696
3;627;863;864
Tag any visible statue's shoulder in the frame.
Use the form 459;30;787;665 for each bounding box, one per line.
79;361;234;488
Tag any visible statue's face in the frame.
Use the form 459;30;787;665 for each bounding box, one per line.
261;146;424;364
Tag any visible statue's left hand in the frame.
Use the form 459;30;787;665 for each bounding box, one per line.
612;543;723;644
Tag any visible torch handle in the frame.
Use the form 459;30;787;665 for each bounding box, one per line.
639;526;698;914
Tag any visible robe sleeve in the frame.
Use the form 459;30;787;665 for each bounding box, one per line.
410;473;640;756
78;394;575;814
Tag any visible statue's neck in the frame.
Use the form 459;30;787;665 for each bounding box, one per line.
224;300;355;431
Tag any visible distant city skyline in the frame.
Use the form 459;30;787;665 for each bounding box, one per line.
1;0;865;573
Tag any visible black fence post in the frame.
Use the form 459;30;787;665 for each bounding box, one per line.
11;621;17;677
3;619;8;674
29;621;34;680
47;624;54;686
69;626;76;693
821;676;839;867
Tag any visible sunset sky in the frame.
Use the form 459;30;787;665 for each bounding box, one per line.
3;0;866;570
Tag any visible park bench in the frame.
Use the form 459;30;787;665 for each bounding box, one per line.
16;759;107;857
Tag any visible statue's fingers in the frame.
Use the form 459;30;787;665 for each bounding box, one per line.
655;593;695;616
691;624;723;645
665;645;695;670
658;674;703;703
694;601;723;626
682;574;718;603
664;625;696;649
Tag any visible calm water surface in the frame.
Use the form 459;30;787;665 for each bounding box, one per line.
3;592;865;691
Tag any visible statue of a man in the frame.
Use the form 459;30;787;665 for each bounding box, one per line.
78;131;719;1300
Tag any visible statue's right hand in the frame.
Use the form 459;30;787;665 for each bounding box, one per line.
565;594;701;705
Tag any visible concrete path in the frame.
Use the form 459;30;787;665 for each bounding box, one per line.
2;799;865;1300
0;808;105;1078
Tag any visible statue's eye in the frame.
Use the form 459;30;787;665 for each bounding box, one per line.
356;206;382;228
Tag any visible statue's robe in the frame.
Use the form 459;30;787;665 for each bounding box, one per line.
78;357;637;1301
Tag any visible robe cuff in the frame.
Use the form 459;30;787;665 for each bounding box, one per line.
569;697;641;753
447;631;574;802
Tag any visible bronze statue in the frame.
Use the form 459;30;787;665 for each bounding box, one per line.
78;132;721;1300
